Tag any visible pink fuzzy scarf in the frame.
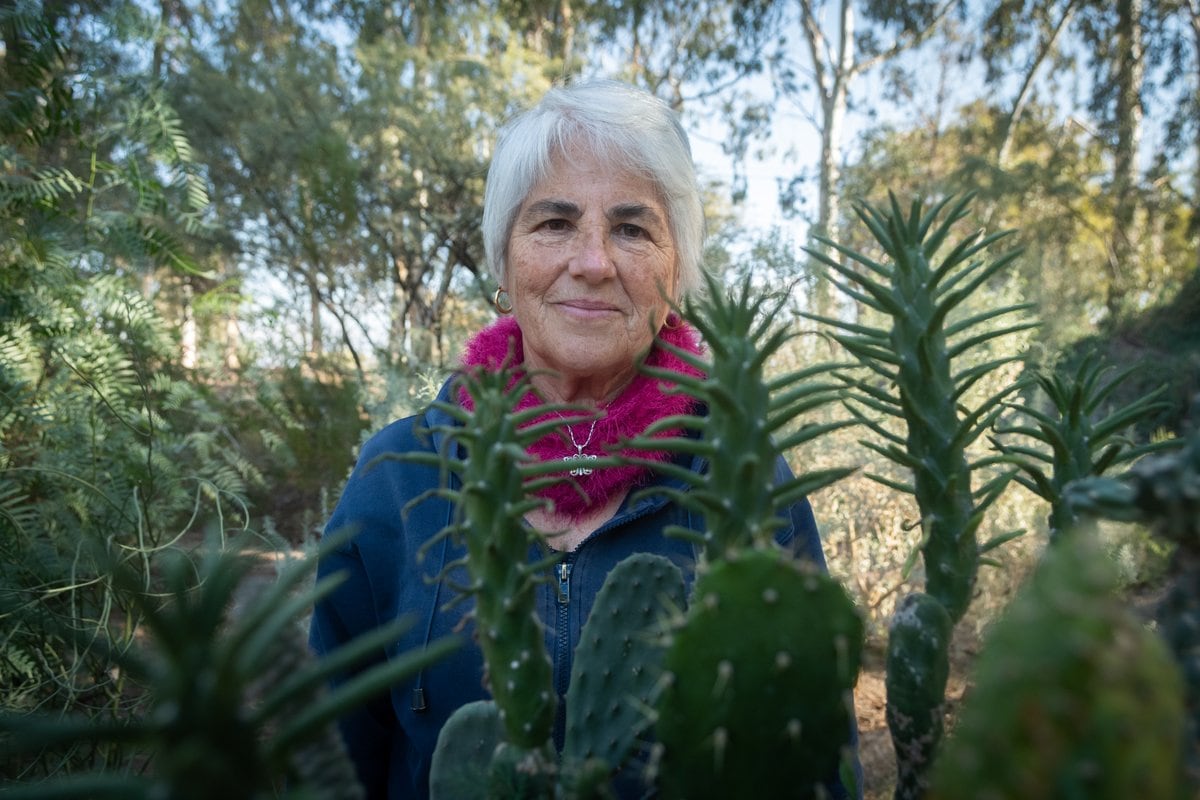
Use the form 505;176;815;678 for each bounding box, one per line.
458;315;704;520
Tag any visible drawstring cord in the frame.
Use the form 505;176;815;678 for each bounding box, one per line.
410;506;452;713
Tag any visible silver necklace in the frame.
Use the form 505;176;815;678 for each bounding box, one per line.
561;416;599;476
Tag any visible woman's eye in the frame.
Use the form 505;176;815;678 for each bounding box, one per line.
542;218;569;231
616;223;645;238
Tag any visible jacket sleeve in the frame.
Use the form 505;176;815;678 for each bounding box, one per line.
308;423;416;797
309;534;397;797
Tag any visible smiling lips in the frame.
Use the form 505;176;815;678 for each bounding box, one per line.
557;298;621;316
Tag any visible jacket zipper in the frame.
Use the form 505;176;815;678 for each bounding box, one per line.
555;557;573;693
552;555;574;749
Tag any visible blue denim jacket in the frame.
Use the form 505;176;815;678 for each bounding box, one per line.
309;377;861;799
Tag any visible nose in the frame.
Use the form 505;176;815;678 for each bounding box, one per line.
568;226;616;281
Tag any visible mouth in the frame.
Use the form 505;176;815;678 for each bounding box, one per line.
556;299;621;315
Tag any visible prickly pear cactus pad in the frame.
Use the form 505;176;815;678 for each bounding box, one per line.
928;535;1187;800
430;700;506;800
654;549;863;799
564;553;687;771
1067;427;1200;787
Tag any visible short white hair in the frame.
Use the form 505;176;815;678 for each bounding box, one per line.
482;79;706;301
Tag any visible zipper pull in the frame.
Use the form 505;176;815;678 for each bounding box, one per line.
557;561;571;605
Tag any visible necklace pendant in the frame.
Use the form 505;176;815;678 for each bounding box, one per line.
568;447;597;476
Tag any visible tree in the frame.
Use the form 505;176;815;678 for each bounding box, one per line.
728;0;964;314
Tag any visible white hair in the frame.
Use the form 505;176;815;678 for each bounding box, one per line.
482;79;706;301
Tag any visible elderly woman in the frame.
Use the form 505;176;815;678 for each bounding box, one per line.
310;79;858;799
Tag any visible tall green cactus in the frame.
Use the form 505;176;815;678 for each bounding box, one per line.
623;272;862;797
629;270;856;560
929;533;1187;800
989;352;1173;541
395;364;592;755
805;193;1033;798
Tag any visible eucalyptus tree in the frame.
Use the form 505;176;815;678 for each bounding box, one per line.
979;0;1196;320
1147;0;1200;248
169;1;564;377
839;93;1195;351
727;0;964;315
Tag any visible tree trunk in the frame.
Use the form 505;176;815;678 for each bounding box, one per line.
308;276;323;356
1188;0;1200;247
180;276;197;370
801;0;855;317
1108;0;1144;317
995;0;1081;169
224;312;241;371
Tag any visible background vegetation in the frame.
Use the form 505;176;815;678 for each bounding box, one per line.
2;0;1197;795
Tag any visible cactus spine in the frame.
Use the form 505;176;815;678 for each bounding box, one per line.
929;533;1187;800
806;194;1033;798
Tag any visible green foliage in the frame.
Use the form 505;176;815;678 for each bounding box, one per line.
0;5;352;786
805;192;1035;799
1068;421;1200;788
0;532;459;798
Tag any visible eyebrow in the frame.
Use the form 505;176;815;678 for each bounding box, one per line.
609;202;663;227
521;198;664;227
522;199;581;220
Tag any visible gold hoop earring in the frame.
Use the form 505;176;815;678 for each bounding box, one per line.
492;287;513;315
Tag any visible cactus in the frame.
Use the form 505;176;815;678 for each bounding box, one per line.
429;700;506;800
0;531;458;799
390;364;599;752
989;352;1173;541
884;592;952;800
654;548;862;799
806;193;1033;798
430;276;863;799
431;553;687;799
628;270;856;559
563;553;686;771
928;533;1187;800
1068;421;1200;788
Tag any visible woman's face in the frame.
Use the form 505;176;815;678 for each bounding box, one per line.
507;145;678;401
